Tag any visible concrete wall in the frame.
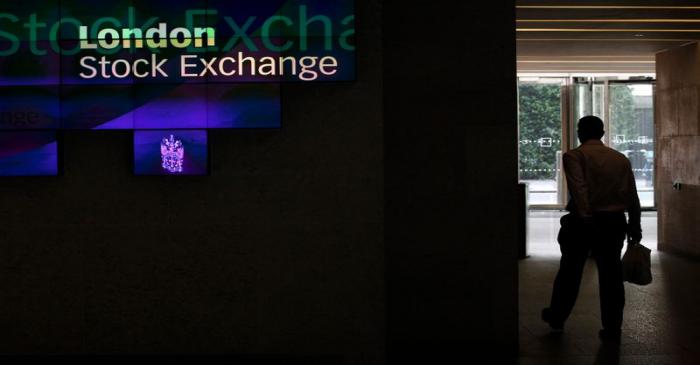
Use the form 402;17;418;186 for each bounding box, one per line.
656;42;700;258
0;0;521;362
384;0;519;362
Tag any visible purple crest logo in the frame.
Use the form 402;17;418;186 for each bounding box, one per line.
160;135;185;173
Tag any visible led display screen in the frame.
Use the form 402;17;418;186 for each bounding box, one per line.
0;0;354;175
134;130;208;176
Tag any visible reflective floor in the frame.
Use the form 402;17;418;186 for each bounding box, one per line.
527;211;658;257
523;180;655;208
519;211;700;364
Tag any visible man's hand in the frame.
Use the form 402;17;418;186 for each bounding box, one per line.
628;224;642;243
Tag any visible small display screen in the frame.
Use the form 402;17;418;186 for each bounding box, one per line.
134;130;208;176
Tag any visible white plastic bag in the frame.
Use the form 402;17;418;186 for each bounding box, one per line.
622;241;652;286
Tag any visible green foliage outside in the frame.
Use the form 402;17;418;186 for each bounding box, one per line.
610;86;654;178
610;86;639;146
518;83;561;180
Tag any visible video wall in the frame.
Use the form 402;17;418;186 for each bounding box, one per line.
0;0;355;176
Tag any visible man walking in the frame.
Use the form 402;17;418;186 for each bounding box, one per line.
542;116;642;342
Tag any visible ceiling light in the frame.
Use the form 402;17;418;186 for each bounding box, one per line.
517;19;700;23
517;28;700;32
516;6;700;10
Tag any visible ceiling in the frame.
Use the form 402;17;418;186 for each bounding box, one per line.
516;1;700;74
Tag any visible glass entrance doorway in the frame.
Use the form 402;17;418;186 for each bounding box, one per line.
519;76;656;209
574;79;655;208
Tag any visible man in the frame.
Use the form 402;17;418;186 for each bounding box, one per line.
542;116;642;342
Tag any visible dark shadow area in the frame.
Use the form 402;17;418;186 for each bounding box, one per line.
384;0;519;362
657;254;700;358
593;343;620;365
0;354;345;364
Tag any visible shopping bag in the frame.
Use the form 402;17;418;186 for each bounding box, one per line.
622;241;652;285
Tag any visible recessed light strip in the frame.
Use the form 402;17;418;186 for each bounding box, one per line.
517;60;655;63
519;56;655;59
518;19;700;23
517;6;700;10
517;38;691;42
518;28;700;32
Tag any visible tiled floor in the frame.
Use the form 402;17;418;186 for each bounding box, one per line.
519;211;700;364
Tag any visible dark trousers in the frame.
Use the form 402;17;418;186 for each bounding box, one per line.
549;212;627;330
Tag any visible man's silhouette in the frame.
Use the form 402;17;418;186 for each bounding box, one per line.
542;116;642;342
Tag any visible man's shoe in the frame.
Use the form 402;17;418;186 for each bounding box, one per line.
598;329;621;343
541;308;564;332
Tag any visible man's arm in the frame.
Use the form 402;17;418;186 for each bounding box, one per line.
626;161;643;242
563;151;592;218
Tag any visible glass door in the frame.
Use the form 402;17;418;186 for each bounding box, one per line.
572;80;606;147
608;82;655;208
570;78;656;208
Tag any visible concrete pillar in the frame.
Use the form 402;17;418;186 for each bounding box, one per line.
384;1;519;362
656;42;700;258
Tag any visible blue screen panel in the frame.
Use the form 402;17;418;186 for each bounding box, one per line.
134;84;208;129
207;83;280;129
0;131;58;176
61;84;135;130
0;86;60;130
0;42;59;86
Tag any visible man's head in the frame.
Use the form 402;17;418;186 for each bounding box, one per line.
578;116;605;143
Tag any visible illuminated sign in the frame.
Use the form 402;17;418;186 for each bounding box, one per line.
0;0;355;176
